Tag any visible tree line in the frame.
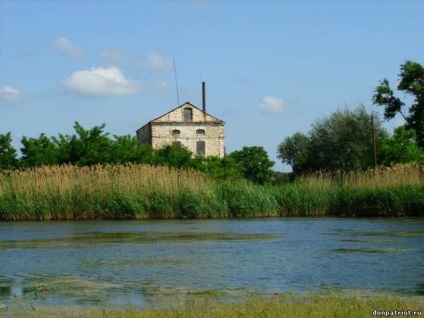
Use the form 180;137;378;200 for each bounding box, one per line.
278;60;424;174
0;122;276;185
277;106;423;174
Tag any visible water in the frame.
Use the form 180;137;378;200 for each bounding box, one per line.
0;218;423;308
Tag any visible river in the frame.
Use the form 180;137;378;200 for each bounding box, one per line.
0;218;423;309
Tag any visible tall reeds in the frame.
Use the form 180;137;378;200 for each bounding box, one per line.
0;164;218;220
295;164;424;217
300;163;424;189
0;163;423;220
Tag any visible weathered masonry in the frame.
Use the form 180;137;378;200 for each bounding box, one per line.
136;101;225;157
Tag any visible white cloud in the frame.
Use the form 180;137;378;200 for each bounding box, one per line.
101;49;172;72
64;66;141;96
258;96;285;114
53;37;84;58
153;80;171;91
0;86;23;103
140;52;173;72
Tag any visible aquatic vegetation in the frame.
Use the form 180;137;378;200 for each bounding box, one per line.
326;229;424;238
0;232;279;250
0;163;423;220
332;247;413;253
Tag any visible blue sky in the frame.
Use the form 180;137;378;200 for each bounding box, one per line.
1;0;423;171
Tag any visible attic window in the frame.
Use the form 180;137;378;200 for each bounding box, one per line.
184;108;193;121
196;129;205;135
172;129;181;136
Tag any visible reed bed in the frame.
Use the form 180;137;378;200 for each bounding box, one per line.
0;164;221;220
300;163;424;189
0;163;423;220
295;163;424;217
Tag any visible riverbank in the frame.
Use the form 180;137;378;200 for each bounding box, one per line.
3;293;423;318
0;164;423;220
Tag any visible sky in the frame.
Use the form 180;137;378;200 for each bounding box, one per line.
1;0;423;171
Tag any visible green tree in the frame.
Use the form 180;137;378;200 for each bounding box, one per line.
229;146;275;184
0;132;19;169
373;60;424;148
308;106;386;171
19;123;156;167
67;122;113;166
379;126;423;166
154;144;193;169
277;132;309;174
192;155;242;180
20;133;59;167
111;135;154;165
51;133;73;164
277;106;387;173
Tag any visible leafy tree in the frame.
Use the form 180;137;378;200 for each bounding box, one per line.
67;122;113;166
277;132;309;174
308;106;386;171
192;155;242;180
379;126;423;166
217;156;243;180
20;122;117;167
110;135;139;164
18;123;156;168
51;133;73;164
20;133;59;167
229;146;275;184
0;132;19;169
137;145;155;165
154;144;193;169
111;135;154;164
373;60;424;148
277;106;387;173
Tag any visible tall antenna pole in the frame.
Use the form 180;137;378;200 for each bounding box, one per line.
202;81;206;113
173;59;180;106
371;114;377;168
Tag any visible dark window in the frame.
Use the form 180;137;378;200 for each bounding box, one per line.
184;108;193;121
196;129;205;135
196;141;205;155
173;141;182;148
172;129;181;136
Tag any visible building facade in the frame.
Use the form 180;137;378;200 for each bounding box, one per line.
136;102;225;157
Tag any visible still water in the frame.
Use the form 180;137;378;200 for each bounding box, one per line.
0;218;423;308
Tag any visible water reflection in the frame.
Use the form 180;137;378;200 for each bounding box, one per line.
0;218;423;308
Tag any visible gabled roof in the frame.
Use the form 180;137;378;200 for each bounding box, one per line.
136;101;225;133
150;101;225;124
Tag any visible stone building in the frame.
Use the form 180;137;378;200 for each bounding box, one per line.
136;101;225;157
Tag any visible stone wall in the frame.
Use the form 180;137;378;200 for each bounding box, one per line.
151;122;225;157
136;124;151;145
136;103;225;157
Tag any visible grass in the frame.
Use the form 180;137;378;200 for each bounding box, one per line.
2;292;423;318
0;163;423;220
